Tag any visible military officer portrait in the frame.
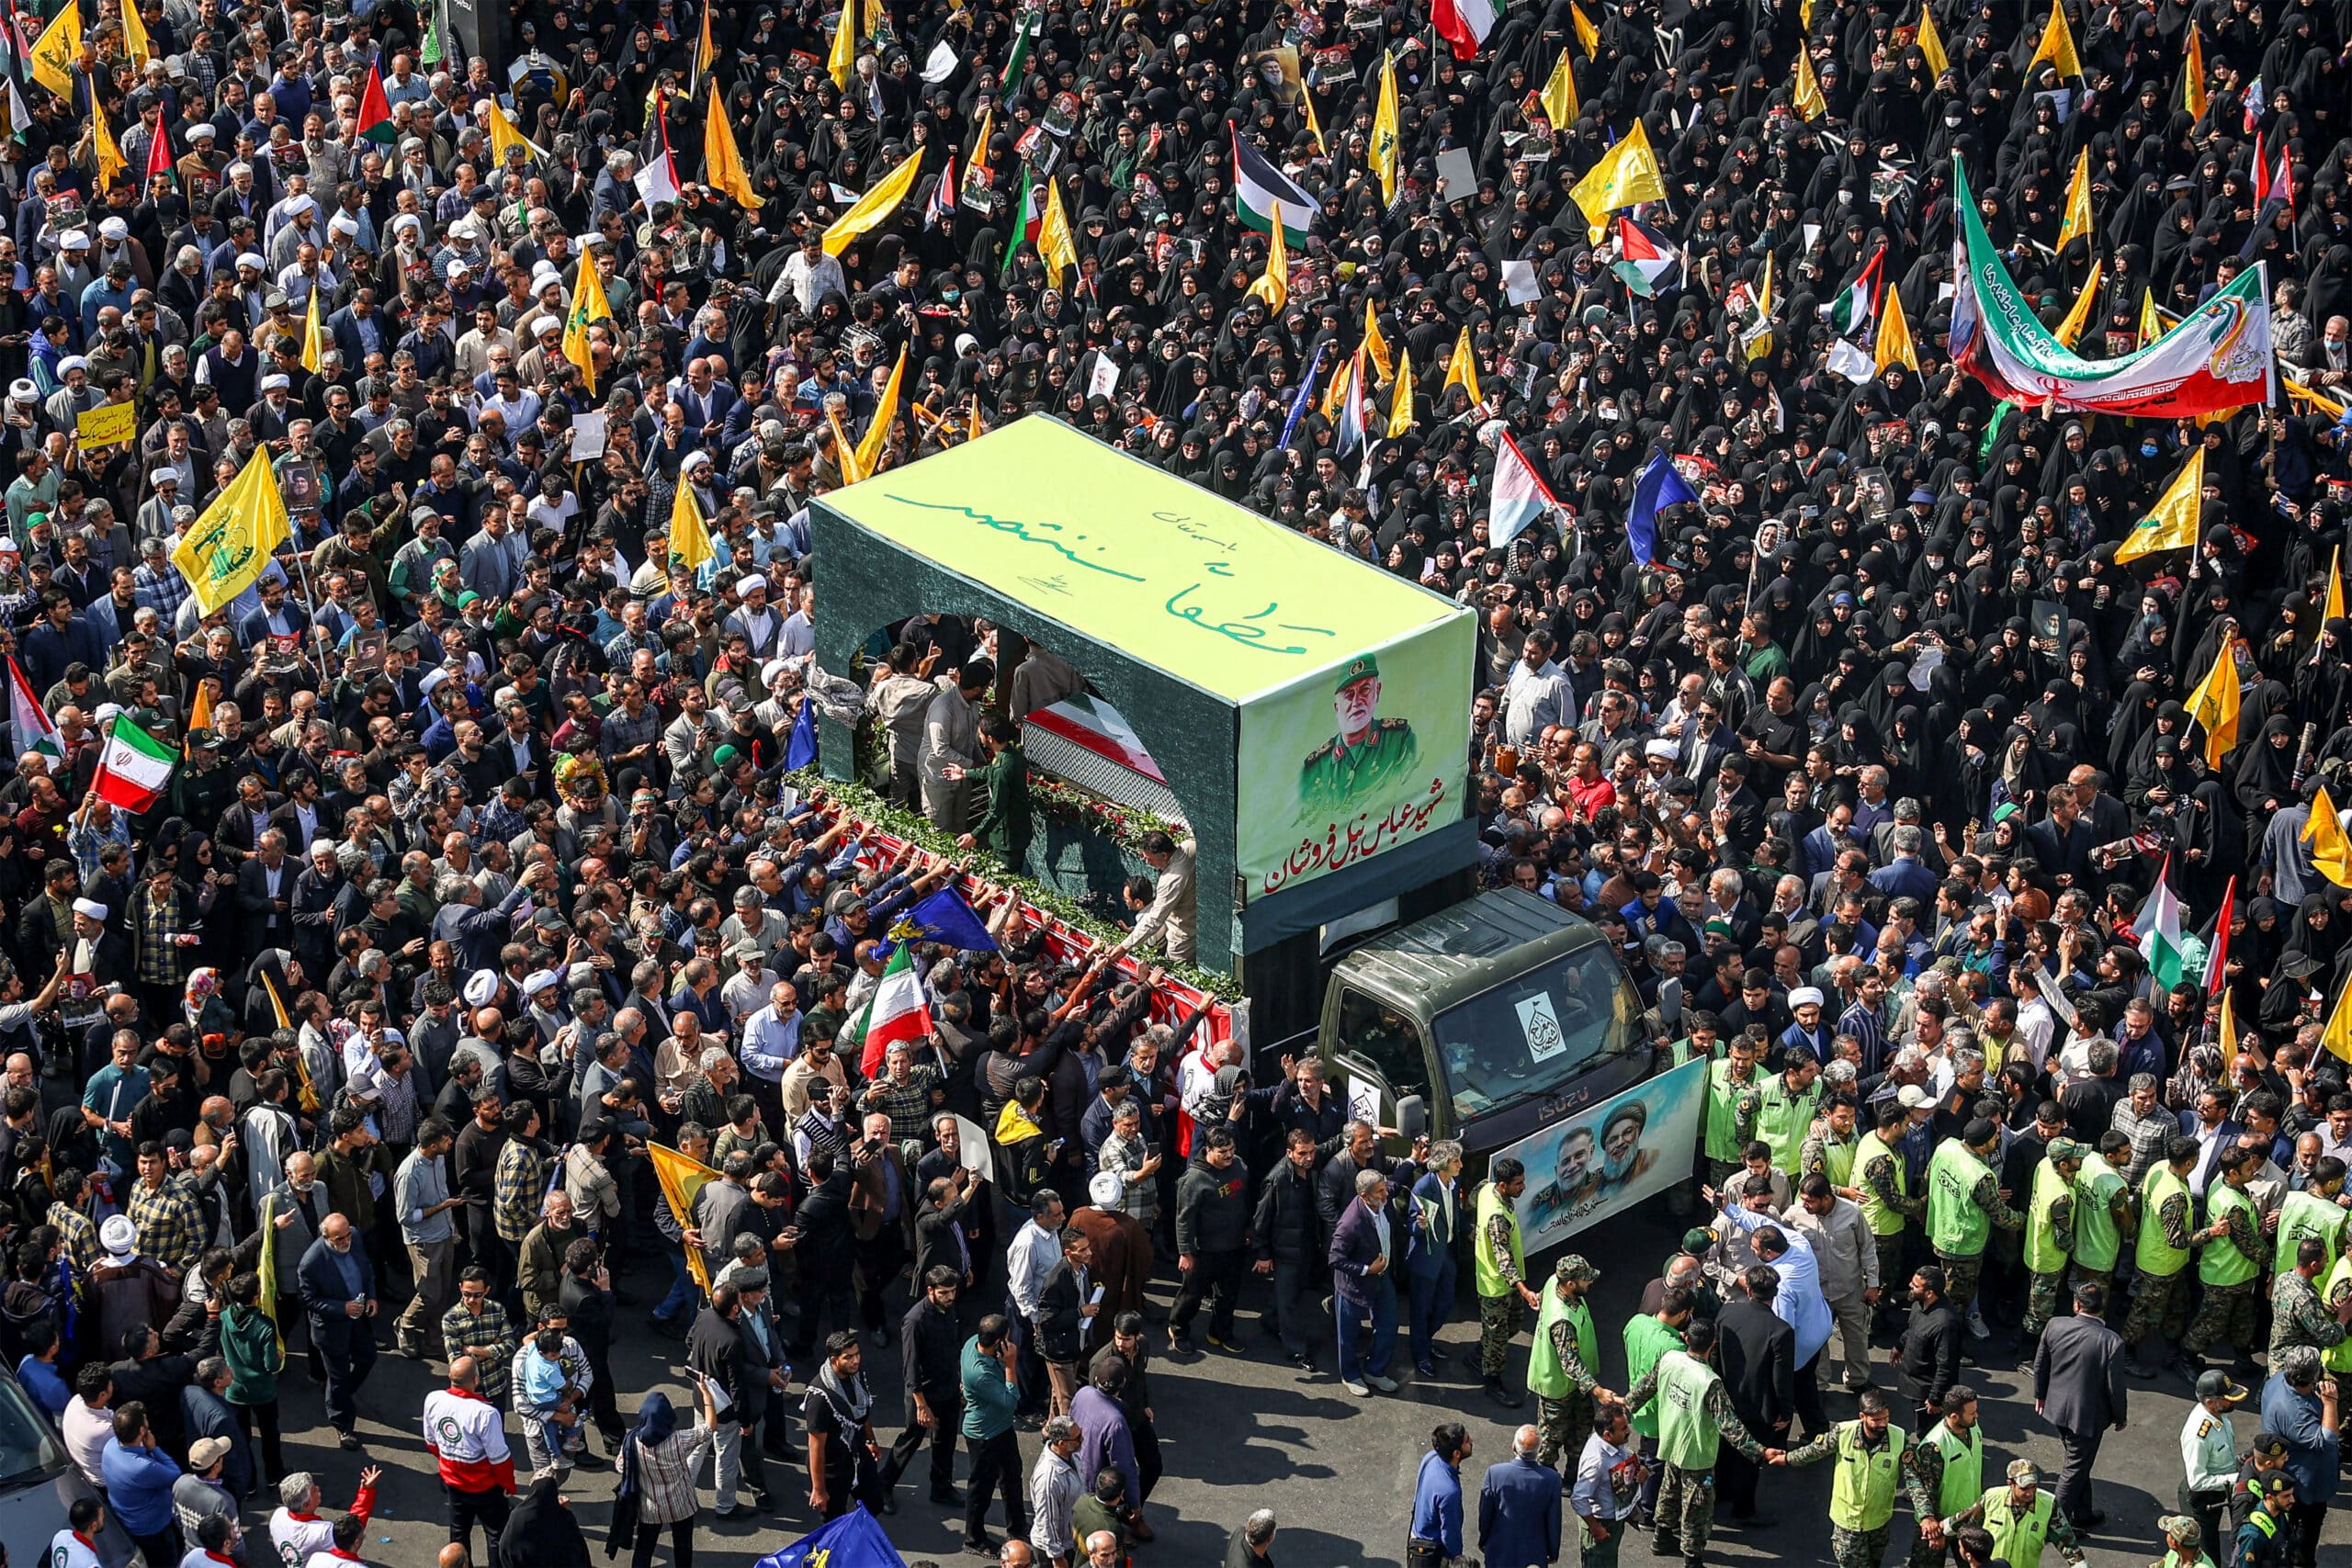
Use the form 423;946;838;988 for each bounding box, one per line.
1299;652;1419;816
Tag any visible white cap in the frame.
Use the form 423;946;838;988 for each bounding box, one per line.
419;666;451;694
7;379;34;403
1788;986;1825;1010
463;970;500;1007
187;123;217;141
735;573;764;597
236;251;266;270
72;897;108;920
261;372;290;390
98;217;129;240
1088;1172;1124;1208
533;316;560;336
1896;1085;1932;1110
328;212;360;236
57;229;87;248
149;467;177;485
681;450;713;473
762;657;792;687
392;212;423;234
58;355;88;373
100;1214;137;1258
93;703;121;722
288;193;316;215
521;969;560;998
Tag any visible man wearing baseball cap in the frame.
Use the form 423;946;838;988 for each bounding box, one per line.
1941;1458;2086;1568
1529;1253;1616;1468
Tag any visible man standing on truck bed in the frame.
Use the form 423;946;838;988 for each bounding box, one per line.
1475;1156;1542;1409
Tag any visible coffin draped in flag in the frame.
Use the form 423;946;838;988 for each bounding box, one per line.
1231;130;1314;243
1947;154;2273;417
1487;432;1556;550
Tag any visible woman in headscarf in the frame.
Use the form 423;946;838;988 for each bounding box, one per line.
496;1467;592;1568
608;1384;718;1567
2232;714;2300;833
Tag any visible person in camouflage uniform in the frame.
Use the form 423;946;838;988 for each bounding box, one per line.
1778;1389;1939;1568
1702;1029;1765;1189
2122;1138;2201;1374
1799;1095;1862;1195
1926;1122;2024;1320
1943;1459;2089;1567
1474;1157;1541;1406
1854;1100;1926;1336
2019;1140;2084;1339
1904;1388;1984;1568
1532;1254;1615;1467
2177;1147;2267;1378
2266;1234;2352;1367
1619;1316;1776;1568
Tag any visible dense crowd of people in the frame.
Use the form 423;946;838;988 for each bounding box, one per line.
6;0;2352;1565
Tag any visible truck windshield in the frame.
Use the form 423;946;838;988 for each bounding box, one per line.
1430;944;1641;1118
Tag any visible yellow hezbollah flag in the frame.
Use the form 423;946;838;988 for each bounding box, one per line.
487;98;548;163
1387;344;1414;437
1571;4;1598;54
2027;0;2081;80
171;448;291;615
1745;252;1777;364
1568;121;1666;243
1247;202;1288;312
1874;284;1918;373
2053;256;2102;347
1037;174;1077;289
2136;288;2172;347
2183;632;2241;771
648;1142;721;1295
668;468;716;574
300;287;323;373
93;109;128;190
2327;545;2346;626
1362;297;1393;385
121;0;151;67
1792;49;1826;121
29;1;77;101
2307;783;2352;888
564;249;612;396
2217;982;2240;1074
2116;447;2203;562
2057;147;2093;250
828;409;865;484
1917;6;1949;76
1541;48;1577;129
856;347;906;479
1371;50;1400;204
705;82;761;210
2181;28;2208;118
1319;352;1351;423
830;0;859;90
1302;85;1325;153
1442;325;1482;406
2325;967;2352;1065
823;145;922;256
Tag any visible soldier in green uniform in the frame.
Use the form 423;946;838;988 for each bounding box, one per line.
1943;1459;2087;1568
2124;1137;2202;1375
1473;1156;1541;1408
2154;1512;2219;1568
2176;1146;2267;1380
1778;1390;1937;1568
1734;1045;1822;1179
2067;1131;2134;1299
2233;1472;2298;1568
2271;1156;2347;1279
1801;1094;1862;1195
1702;1029;1764;1189
1853;1101;1925;1337
1618;1316;1777;1568
1925;1120;2024;1323
2021;1139;2085;1339
1667;1011;1724;1071
1530;1254;1615;1467
2323;1235;2352;1385
1905;1385;1983;1568
1297;654;1419;818
1621;1286;1695;1527
2267;1235;2352;1368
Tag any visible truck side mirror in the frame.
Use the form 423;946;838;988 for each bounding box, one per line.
1395;1094;1427;1143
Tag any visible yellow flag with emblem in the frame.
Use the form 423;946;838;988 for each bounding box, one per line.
856;347;906;479
1568;121;1666;243
1442;326;1482;406
1248;202;1288;312
94;109;129;190
2217;983;2238;1074
563;248;612;396
1571;4;1598;53
1371;50;1400;204
1387;344;1414;437
2028;0;2081;79
823;145;922;257
1917;6;1949;76
704;81;761;210
300;287;324;373
2116;447;2203;562
1363;298;1393;385
29;1;78;101
2057;147;2093;250
668;468;716;574
2053;256;2102;347
830;0;859;90
2324;967;2352;1066
1874;284;1917;373
648;1142;722;1295
1792;49;1826;120
2181;28;2208;118
1541;48;1577;129
2306;783;2352;890
486;98;548;163
171;448;292;615
2183;631;2241;771
1302;85;1325;153
1037;174;1077;290
122;0;152;67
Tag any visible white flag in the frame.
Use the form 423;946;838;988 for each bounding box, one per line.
922;39;959;83
1826;338;1877;383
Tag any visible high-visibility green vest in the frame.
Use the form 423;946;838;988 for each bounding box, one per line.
2199;1182;2260;1287
1473;1179;1524;1301
1981;1486;2055;1567
2136;1165;2192;1277
1705;1060;1753;1163
1815;1131;1859;1190
1527;1283;1598;1400
1622;1314;1684;1438
1827;1420;1909;1531
2073;1153;2126;1272
1917;1418;1982;1518
2324;1254;2352;1375
1755;1075;1821;1174
2022;1158;2075;1275
2274;1189;2345;1279
1927;1140;1995;1258
1852;1130;1907;1237
1653;1350;1722;1472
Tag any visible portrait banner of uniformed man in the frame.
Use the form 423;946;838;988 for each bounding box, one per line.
1236;616;1472;900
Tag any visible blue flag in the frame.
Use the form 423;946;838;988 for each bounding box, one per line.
904;886;999;951
785;694;819;772
755;1509;906;1568
1626;446;1698;568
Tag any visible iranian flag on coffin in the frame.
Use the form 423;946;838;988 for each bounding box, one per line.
845;939;932;1077
91;716;178;812
1947;154;2274;417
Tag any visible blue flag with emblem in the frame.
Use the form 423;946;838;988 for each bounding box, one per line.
754;1507;909;1568
786;694;819;771
905;886;999;952
1626;446;1698;568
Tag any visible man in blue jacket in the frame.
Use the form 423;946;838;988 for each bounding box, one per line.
1409;1420;1472;1567
1479;1422;1566;1567
99;1402;184;1566
298;1213;379;1449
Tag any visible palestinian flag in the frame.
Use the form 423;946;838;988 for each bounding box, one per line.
144;115;172;185
6;654;59;761
1231;129;1314;244
420;0;455;69
924;151;957;228
2132;857;2187;988
1432;0;1498;59
633;89;681;207
1821;243;1886;336
90;715;177;813
356;61;396;145
844;939;932;1077
1612;215;1681;296
2202;875;2235;996
1000;165;1040;282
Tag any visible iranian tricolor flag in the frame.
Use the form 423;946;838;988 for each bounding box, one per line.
90;716;177;813
6;655;59;762
846;942;932;1077
2132;856;2187;988
1000;167;1042;283
1487;431;1557;550
1433;0;1498;58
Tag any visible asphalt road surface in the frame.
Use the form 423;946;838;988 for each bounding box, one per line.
261;1201;2349;1568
